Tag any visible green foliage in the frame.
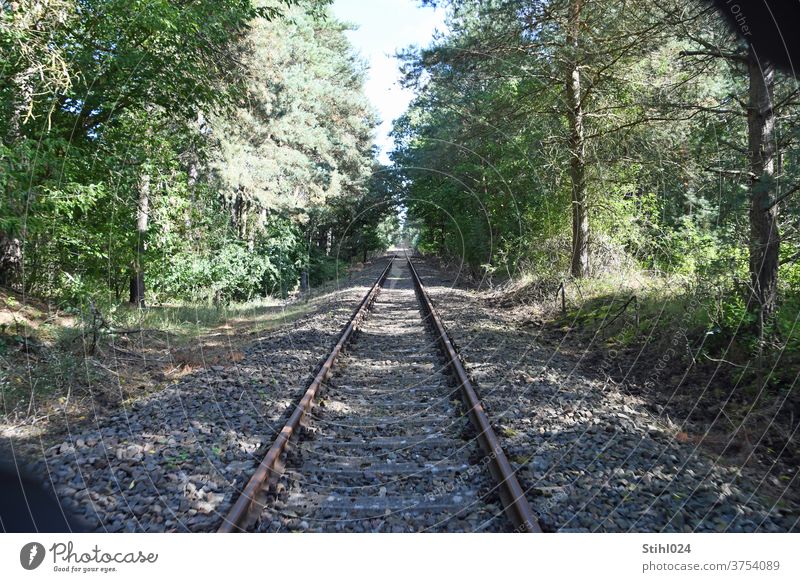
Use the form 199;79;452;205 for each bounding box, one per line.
1;1;385;308
308;251;346;287
395;0;800;363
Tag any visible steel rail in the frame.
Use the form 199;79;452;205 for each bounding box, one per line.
217;255;396;532
405;253;542;533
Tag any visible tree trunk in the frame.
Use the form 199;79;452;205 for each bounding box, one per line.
230;187;244;236
746;47;778;340
1;13;33;286
258;206;268;230
5;65;35;145
565;0;589;278
0;234;22;287
242;199;253;250
129;172;150;307
184;112;206;233
316;229;328;253
300;225;311;293
185;156;198;232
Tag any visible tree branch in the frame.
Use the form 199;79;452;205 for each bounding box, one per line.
680;32;748;63
704;167;756;179
765;182;800;211
780;251;800;266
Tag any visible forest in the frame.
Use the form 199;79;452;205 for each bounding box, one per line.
1;0;797;426
1;0;396;309
394;0;800;364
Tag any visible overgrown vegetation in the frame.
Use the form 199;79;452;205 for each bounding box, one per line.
1;0;398;311
0;282;326;429
0;0;405;429
393;0;800;368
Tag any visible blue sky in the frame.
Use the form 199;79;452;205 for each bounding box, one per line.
332;0;447;163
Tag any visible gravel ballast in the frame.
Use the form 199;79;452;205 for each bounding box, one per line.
10;254;797;533
410;257;798;533
13;259;394;532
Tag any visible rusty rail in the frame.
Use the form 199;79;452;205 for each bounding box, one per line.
217;255;396;532
405;253;542;533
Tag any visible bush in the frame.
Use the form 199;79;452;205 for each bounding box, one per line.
309;250;346;287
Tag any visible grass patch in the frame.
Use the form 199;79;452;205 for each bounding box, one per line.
104;296;309;347
0;287;318;434
518;264;800;498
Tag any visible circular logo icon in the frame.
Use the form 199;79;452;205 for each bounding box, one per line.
20;542;46;570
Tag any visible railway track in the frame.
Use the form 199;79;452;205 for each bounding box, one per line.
218;254;540;533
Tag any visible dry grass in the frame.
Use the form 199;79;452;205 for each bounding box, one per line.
0;287;325;444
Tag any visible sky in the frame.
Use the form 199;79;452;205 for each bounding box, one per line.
331;0;447;164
